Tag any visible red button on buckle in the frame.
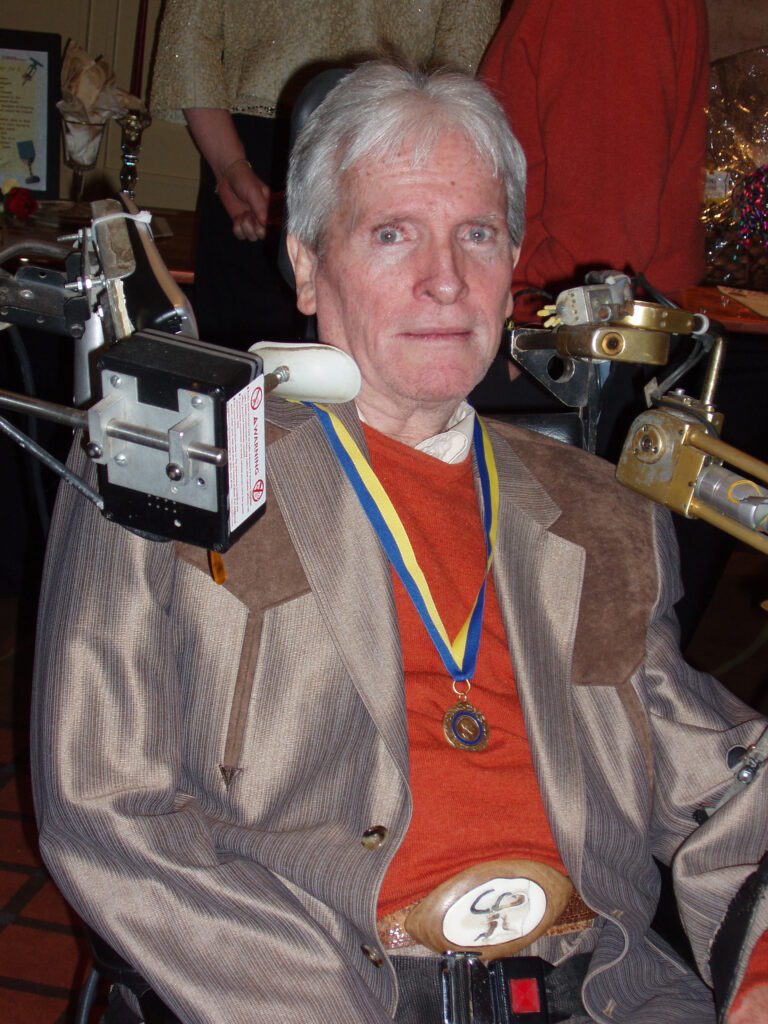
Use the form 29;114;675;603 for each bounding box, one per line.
509;977;542;1013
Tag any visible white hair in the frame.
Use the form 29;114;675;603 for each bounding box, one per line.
286;62;526;251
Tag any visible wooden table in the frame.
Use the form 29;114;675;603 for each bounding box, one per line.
672;286;768;334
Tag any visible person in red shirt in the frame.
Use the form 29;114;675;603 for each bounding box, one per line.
476;0;710;467
481;0;709;316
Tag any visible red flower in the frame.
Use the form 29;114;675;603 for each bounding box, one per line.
4;188;38;221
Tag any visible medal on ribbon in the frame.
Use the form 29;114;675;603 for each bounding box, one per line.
307;404;499;751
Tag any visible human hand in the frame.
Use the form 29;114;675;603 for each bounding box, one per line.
216;159;270;241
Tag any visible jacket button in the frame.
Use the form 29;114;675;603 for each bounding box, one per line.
361;825;387;850
361;944;384;967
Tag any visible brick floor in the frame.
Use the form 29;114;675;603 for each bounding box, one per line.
0;720;101;1022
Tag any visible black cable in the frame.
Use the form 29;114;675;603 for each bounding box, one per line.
5;325;50;535
632;272;677;308
512;286;553;304
0;415;102;509
0;240;72;265
648;338;706;403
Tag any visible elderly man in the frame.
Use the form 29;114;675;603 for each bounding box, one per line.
33;64;766;1023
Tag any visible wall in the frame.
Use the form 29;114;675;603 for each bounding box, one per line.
705;0;768;60
3;0;199;209
7;0;768;209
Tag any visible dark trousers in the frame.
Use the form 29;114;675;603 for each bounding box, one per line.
193;114;307;350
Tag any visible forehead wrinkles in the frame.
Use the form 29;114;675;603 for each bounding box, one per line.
339;139;501;233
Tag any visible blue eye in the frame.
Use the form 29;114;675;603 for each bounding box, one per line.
375;226;403;244
466;225;493;243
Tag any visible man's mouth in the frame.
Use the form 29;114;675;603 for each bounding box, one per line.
398;328;473;341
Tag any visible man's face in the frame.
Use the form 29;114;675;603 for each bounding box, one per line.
289;131;518;420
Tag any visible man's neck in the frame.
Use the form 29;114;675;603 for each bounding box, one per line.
355;393;460;447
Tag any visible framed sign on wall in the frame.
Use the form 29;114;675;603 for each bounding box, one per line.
0;28;61;198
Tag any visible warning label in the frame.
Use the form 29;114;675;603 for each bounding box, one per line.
226;375;266;531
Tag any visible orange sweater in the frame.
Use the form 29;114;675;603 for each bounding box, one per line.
364;424;768;1009
363;425;565;917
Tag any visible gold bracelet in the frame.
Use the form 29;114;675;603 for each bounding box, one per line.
214;158;253;194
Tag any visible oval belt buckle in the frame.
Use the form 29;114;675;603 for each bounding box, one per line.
404;859;573;960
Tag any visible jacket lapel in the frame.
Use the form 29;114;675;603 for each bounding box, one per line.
266;403;589;887
266;400;410;780
484;424;588;891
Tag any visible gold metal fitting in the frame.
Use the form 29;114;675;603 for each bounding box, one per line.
555;325;669;365
616;301;696;335
600;332;625;357
631;423;664;463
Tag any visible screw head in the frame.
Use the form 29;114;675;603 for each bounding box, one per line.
84;441;103;459
632;424;664;464
110;374;122;388
166;463;184;481
600;332;624;356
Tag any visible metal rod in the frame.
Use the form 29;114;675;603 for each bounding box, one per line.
264;366;290;392
700;333;727;408
687;427;768;487
0;413;103;509
0;390;227;466
0;389;87;429
106;420;226;466
688;497;768;556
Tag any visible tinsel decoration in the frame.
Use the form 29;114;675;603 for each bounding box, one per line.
703;47;768;290
734;165;768;248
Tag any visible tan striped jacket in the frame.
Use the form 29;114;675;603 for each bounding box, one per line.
32;399;768;1022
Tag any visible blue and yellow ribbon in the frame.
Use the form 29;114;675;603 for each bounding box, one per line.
307;404;499;683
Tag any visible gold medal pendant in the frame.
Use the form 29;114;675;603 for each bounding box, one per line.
443;694;489;752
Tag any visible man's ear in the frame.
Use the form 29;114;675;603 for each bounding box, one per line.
287;234;318;315
505;246;520;318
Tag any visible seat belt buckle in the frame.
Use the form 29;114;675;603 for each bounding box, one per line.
440;952;550;1024
488;956;550;1023
441;952;493;1024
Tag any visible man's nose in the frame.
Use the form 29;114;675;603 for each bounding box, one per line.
415;239;468;304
